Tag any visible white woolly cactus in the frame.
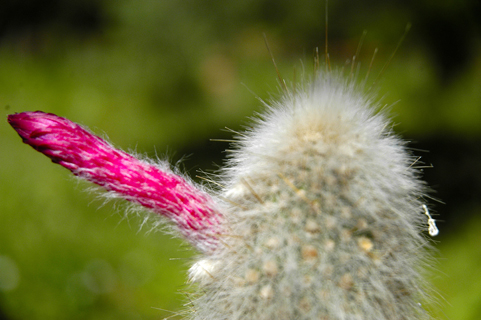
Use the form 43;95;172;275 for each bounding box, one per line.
188;72;436;319
8;55;437;319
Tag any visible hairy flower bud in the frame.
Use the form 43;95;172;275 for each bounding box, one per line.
8;111;224;252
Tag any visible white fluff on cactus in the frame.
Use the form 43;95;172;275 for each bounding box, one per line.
190;71;435;319
9;61;437;319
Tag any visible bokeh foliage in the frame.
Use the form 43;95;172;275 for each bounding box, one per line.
1;0;480;319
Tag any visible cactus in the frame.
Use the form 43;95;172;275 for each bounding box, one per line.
8;67;437;318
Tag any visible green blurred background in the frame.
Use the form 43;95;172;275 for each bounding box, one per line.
1;0;480;319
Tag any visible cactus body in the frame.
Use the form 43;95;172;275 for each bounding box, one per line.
189;72;432;319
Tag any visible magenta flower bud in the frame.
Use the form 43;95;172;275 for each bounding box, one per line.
8;111;224;253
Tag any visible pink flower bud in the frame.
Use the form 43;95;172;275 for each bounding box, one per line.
8;111;224;253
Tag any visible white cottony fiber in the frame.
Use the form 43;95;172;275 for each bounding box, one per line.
188;71;434;319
